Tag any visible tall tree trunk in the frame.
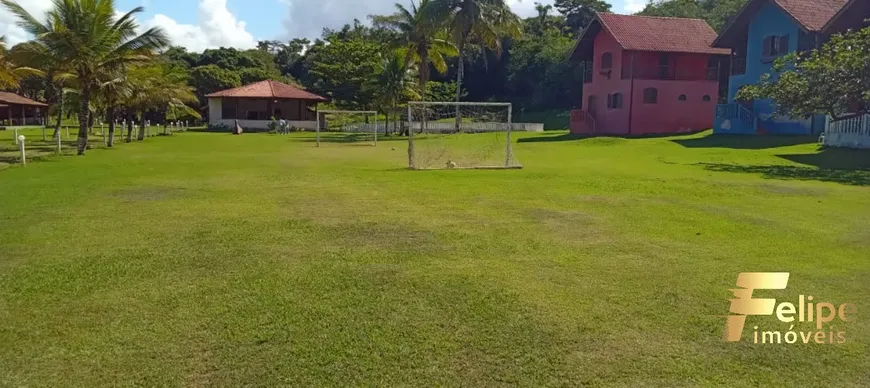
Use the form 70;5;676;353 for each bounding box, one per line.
76;87;91;155
137;114;145;140
410;54;430;168
88;111;94;135
385;108;390;136
125;112;134;143
53;89;63;139
107;104;116;147
454;47;464;132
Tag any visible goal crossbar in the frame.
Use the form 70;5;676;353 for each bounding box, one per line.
408;101;511;107
315;110;379;147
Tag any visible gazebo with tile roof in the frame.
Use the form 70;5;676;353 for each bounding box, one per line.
205;80;328;130
0;92;48;127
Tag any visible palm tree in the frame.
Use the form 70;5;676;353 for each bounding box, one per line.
428;0;521;129
371;0;457;107
127;62;198;141
0;36;18;89
372;49;419;136
94;70;130;147
2;0;170;155
10;39;76;139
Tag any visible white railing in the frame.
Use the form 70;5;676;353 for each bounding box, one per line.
824;114;870;149
337;122;544;134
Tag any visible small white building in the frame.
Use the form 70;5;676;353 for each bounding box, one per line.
206;80;328;130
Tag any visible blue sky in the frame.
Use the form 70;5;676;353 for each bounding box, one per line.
2;0;645;51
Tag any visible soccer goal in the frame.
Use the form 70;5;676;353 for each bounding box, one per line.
315;110;378;147
407;101;521;170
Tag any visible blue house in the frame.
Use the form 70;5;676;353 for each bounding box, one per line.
712;0;849;135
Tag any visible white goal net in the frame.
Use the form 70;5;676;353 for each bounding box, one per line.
316;110;378;146
407;102;520;169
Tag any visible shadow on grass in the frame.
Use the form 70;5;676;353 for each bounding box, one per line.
673;133;818;149
518;130;707;143
517;133;585;143
700;148;870;186
779;147;870;170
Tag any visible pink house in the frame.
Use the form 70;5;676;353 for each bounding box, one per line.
569;13;730;135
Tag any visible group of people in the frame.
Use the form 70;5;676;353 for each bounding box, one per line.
272;118;295;135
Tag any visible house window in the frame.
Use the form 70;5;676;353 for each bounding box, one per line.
659;53;671;79
678;94;687;101
762;35;789;62
607;93;623;109
601;52;613;70
221;99;237;119
702;95;712;102
643;88;658;104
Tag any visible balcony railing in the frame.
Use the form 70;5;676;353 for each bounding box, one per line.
621;65;720;81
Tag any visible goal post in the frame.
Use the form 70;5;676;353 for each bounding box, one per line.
407;101;520;170
315;110;379;147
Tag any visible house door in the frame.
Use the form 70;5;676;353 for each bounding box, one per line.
588;96;598;117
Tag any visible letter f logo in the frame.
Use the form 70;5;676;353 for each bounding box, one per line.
724;272;790;342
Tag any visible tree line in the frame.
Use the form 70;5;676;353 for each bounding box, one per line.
2;0;864;155
0;0;630;153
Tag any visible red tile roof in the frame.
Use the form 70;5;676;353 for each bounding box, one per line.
205;80;328;101
596;13;730;55
715;0;849;47
776;0;848;31
0;92;48;107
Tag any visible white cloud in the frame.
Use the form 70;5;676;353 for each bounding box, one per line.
1;0;256;52
278;0;550;40
624;0;647;13
142;0;257;51
0;0;54;46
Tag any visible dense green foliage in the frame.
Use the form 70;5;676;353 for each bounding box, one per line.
638;0;747;32
0;0;793;137
736;27;870;119
308;39;382;111
2;0;170;154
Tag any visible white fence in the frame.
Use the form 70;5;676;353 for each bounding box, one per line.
824;114;870;149
334;122;544;134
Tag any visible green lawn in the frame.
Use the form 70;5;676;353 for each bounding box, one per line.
0;129;868;386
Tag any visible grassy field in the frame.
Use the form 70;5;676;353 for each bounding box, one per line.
0;129;868;386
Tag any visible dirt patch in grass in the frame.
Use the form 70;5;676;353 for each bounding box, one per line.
112;186;188;202
756;182;827;197
527;208;612;246
698;204;778;227
841;227;870;248
529;208;595;225
326;221;443;253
